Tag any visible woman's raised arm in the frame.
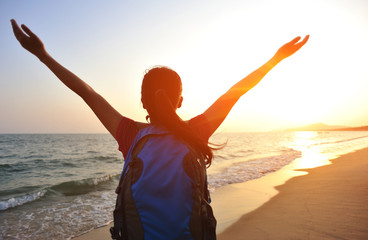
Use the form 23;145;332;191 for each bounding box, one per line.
11;19;122;139
203;35;309;136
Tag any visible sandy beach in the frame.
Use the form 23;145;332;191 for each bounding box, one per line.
73;148;368;240
218;147;368;240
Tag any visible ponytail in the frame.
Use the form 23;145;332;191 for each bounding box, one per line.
141;67;216;166
152;89;214;166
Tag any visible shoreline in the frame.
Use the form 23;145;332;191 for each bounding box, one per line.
73;147;368;240
218;147;368;239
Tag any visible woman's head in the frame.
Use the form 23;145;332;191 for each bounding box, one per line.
141;66;183;118
140;66;215;166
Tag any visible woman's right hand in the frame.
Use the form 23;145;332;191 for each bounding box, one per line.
274;35;309;62
11;19;47;59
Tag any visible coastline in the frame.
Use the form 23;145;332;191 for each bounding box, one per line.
218;147;368;239
73;147;368;240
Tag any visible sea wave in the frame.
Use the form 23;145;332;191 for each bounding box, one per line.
0;190;47;211
208;149;302;191
0;159;49;174
0;153;17;159
0;155;121;173
49;174;120;196
90;155;121;162
215;150;254;160
0;174;120;211
312;135;368;146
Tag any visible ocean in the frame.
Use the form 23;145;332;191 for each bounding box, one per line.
1;131;368;240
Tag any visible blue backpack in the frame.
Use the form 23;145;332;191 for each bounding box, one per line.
110;125;216;240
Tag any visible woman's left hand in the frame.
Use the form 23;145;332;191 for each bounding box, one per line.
11;19;47;59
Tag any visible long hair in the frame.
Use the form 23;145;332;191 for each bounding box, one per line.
141;66;215;166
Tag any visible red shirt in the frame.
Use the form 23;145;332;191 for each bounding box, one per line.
116;115;211;159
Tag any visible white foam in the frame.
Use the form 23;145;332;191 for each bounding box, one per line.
0;190;46;211
208;149;302;191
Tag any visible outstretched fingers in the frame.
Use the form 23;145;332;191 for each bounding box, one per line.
289;36;302;45
300;35;309;45
11;19;38;41
275;35;309;60
21;24;37;39
10;19;46;57
295;35;309;49
11;19;25;41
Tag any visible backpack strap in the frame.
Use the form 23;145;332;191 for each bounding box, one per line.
115;135;151;194
111;132;169;240
183;148;217;240
110;134;152;240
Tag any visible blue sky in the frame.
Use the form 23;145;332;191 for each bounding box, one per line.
1;0;368;133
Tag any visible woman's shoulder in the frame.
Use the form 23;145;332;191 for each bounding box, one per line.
135;121;149;130
188;114;211;141
116;117;148;159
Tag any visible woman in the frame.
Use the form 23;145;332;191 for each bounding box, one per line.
11;19;308;239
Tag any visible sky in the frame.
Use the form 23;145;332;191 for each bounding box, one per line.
0;0;367;133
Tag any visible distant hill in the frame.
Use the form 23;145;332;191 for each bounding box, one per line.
284;123;365;131
328;125;368;131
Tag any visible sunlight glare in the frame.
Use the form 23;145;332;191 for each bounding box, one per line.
289;131;331;169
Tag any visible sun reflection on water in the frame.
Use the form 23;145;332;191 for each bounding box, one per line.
289;131;332;170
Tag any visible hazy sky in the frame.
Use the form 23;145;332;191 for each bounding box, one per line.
1;0;367;133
